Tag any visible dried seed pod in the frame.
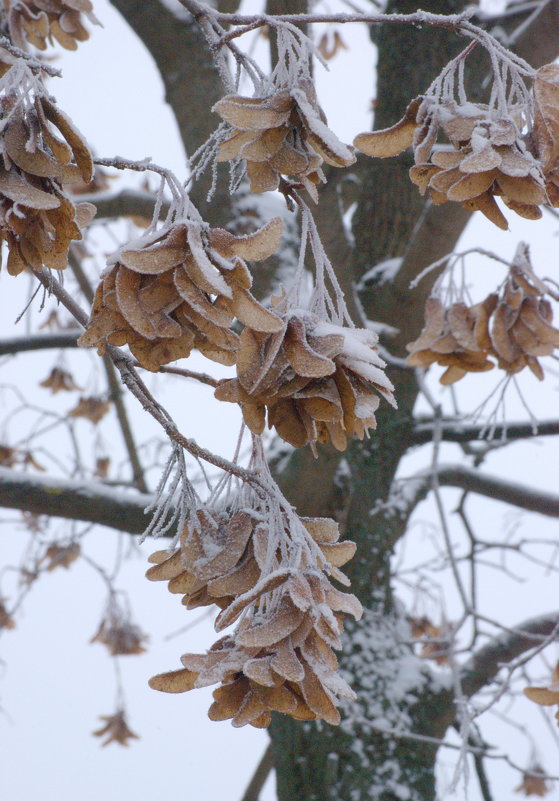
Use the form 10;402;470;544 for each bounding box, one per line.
407;247;559;383
92;710;139;747
215;311;395;450
214;80;354;200
0;72;96;275
79;217;283;371
7;0;101;52
354;77;557;228
148;491;361;729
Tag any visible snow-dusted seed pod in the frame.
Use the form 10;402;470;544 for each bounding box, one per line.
215;309;396;451
406;248;559;383
214;79;355;202
148;507;362;728
78;217;284;371
355;61;559;229
0;65;96;274
6;0;101;52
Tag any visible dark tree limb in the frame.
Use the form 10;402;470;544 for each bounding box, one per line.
0;467;154;534
77;189;170;222
461;611;559;698
411;419;559;446
0;331;81;356
108;0;231;222
436;465;559;517
240;744;274;801
398;463;559;520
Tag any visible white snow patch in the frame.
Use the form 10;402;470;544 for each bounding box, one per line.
357;258;403;289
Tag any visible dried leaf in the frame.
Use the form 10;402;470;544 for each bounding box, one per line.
149;668;198;693
354;97;421;158
532;63;559;171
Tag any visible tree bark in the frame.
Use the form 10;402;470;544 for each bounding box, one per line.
268;3;559;799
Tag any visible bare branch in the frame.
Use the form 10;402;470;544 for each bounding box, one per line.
461;611;559;698
29;267;262;492
396;464;559;521
0;331;81;356
436;465;559;518
0;331;220;387
186;4;477;33
65;252;148;493
75;189;170;222
108;0;231;221
0;466;154;534
411;419;559;446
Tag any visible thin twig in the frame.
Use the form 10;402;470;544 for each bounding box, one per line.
0;36;62;76
29;267;265;492
67;251;149;493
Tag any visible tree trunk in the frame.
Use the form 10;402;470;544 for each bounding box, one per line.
269;3;470;798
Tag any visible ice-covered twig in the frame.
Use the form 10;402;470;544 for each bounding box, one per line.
0;37;62;76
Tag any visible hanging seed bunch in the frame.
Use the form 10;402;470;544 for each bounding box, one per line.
354;42;559;229
39;365;82;393
78;199;285;371
4;0;101;52
213;26;354;201
406;244;559;384
514;765;552;798
0;61;95;275
147;453;362;728
90;594;148;656
215;205;396;450
93;709;139;747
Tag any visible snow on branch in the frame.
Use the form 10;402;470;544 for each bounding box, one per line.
0;331;81;356
461;611;559;698
390;464;559;521
0;466;156;535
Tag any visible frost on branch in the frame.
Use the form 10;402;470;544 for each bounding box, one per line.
0;59;95;274
355;44;559;229
407;244;559;384
4;0;101;52
147;444;362;728
78;202;284;371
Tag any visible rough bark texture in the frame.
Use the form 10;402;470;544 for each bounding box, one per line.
269;3;473;798
268;3;559;800
110;0;232;223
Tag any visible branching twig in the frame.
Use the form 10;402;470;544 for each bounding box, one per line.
67;252;149;493
30;266;266;494
461;610;559;699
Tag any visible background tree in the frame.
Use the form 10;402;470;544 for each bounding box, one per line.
1;2;559;800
